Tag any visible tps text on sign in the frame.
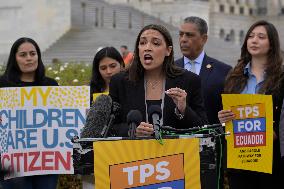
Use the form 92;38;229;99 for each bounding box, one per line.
231;103;266;148
109;154;185;189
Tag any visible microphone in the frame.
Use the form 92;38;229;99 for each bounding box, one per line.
127;110;142;139
80;94;112;138
101;101;120;137
148;105;162;140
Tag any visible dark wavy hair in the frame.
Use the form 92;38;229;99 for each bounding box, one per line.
224;20;283;95
128;24;184;82
4;37;45;83
90;46;124;94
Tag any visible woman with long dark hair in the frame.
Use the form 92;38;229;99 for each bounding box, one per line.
89;46;124;102
0;37;58;189
218;20;284;188
82;47;124;189
109;24;207;137
0;37;57;87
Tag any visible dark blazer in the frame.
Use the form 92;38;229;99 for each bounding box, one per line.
270;83;284;174
175;54;232;124
109;71;208;136
268;74;284;167
0;75;58;87
280;99;284;158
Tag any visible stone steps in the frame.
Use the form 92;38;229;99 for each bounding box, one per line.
42;0;240;66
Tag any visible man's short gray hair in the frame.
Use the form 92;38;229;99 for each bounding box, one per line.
183;16;208;35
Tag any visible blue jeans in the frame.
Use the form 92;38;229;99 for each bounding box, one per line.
2;175;58;189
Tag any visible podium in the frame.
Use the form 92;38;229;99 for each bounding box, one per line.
72;135;217;189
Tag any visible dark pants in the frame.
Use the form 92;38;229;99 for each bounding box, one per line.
228;156;284;189
200;136;224;189
228;170;275;189
2;175;58;189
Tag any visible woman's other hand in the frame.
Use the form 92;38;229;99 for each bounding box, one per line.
135;122;154;137
218;110;235;123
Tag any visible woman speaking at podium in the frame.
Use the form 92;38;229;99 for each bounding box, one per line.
109;24;207;137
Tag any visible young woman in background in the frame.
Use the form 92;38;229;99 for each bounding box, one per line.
218;20;284;189
89;46;124;102
0;37;58;189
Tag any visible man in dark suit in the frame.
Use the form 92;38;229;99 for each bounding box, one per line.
175;16;232;189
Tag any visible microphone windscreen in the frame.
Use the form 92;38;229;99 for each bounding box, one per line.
127;110;142;125
148;105;162;118
80;94;112;138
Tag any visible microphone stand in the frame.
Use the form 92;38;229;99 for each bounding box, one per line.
129;124;136;140
101;101;120;138
101;114;115;138
153;120;162;141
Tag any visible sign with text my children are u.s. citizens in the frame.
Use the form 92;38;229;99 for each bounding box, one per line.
93;138;201;189
222;94;273;173
0;86;90;179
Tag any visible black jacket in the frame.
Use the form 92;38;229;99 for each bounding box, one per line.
109;71;208;136
0;75;58;88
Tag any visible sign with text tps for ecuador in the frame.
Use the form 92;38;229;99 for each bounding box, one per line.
93;138;201;189
0;86;90;178
222;94;273;173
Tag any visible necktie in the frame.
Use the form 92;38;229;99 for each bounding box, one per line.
189;60;196;74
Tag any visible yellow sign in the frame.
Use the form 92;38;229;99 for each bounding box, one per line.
222;94;273;173
93;92;108;102
0;86;90;178
93;138;201;189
